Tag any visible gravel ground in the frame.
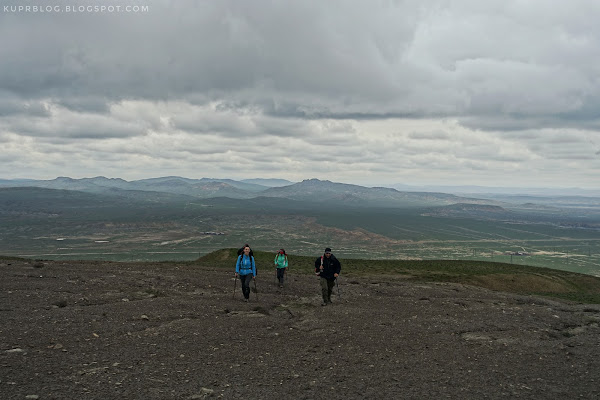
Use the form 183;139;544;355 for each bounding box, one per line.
1;259;600;399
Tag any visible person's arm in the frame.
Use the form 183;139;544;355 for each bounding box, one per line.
252;256;257;277
334;258;341;277
284;256;288;268
235;255;241;275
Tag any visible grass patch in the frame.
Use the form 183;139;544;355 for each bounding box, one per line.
533;292;600;304
0;255;30;261
197;248;600;304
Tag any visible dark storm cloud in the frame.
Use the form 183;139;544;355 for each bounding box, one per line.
7;111;147;139
56;97;111;114
2;0;600;131
0;95;49;117
0;1;420;111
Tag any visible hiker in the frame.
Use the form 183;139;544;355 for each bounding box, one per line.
314;247;341;306
274;248;288;288
235;245;256;302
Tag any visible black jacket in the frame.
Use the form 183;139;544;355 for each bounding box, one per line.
314;254;341;280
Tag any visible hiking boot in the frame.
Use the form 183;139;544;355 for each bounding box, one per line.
244;298;248;302
279;285;284;288
321;301;327;306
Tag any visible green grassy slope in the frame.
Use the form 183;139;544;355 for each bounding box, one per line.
197;248;600;304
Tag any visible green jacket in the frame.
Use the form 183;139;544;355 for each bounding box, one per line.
274;254;288;269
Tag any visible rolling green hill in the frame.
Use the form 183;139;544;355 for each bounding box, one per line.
199;248;600;304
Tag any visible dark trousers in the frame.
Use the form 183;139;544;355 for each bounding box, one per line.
320;277;335;302
239;274;253;299
276;268;286;285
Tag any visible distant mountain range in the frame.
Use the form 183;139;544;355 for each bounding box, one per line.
240;178;294;187
1;176;598;209
0;176;497;208
0;176;264;199
387;183;600;197
260;179;492;207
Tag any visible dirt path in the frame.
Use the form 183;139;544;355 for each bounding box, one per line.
1;260;600;399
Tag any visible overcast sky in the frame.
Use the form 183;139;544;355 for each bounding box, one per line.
1;0;599;189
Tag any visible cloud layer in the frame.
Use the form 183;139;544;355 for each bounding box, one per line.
1;0;599;188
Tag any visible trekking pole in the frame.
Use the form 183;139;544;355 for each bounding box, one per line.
233;275;237;299
254;278;259;301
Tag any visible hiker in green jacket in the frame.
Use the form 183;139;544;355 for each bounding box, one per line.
274;248;288;288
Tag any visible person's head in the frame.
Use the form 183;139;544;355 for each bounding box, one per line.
279;249;286;255
243;246;251;254
324;247;332;257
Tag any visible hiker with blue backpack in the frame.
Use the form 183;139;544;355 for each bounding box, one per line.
235;245;256;302
314;247;341;306
274;248;288;288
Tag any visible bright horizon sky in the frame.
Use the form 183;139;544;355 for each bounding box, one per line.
1;1;599;189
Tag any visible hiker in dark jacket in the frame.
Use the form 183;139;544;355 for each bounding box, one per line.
235;245;256;302
314;247;341;306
